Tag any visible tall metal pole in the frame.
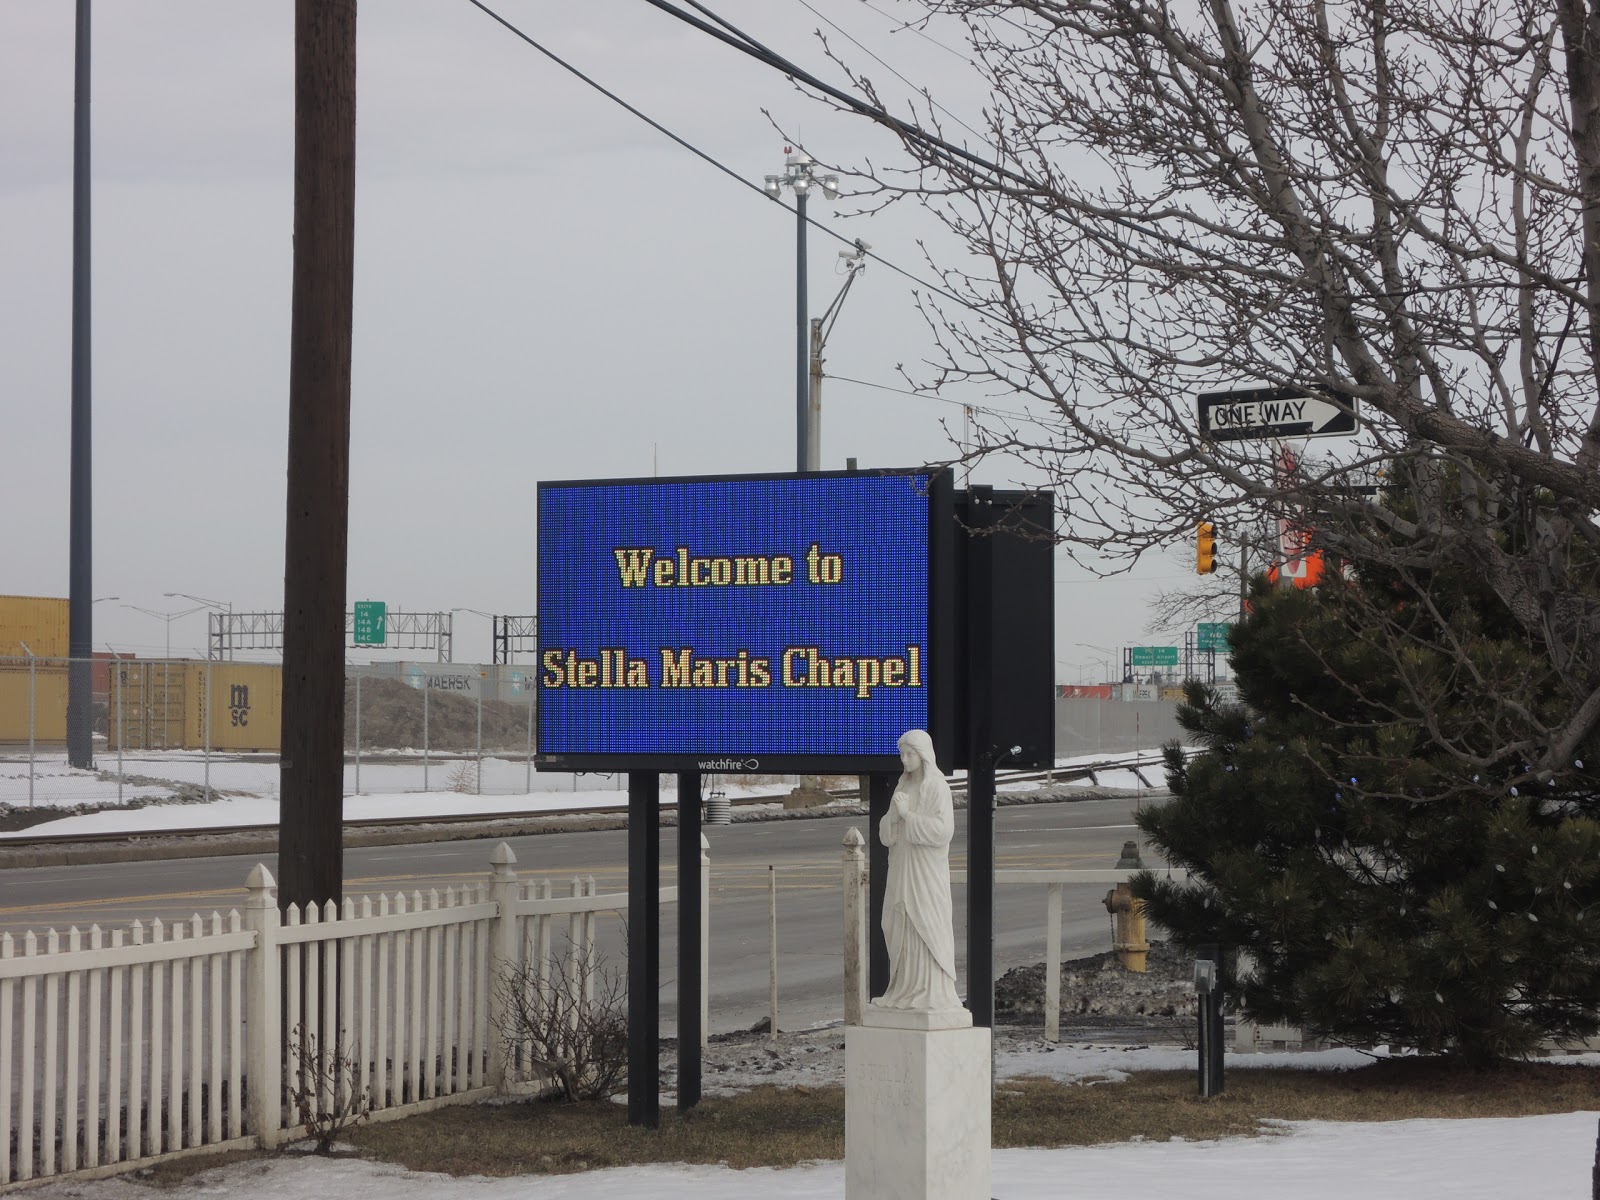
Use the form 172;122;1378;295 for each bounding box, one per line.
867;773;891;997
203;654;212;803
114;650;124;804
353;667;361;796
808;318;824;475
966;488;997;1028
20;642;36;808
1239;538;1248;621
768;151;835;470
795;188;809;471
66;0;94;770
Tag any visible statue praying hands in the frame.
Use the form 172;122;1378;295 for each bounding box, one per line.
873;729;963;1012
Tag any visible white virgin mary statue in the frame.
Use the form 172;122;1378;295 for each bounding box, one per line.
874;729;963;1012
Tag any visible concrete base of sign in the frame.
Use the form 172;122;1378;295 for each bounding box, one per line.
845;1015;990;1200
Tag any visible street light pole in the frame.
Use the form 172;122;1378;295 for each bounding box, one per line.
810;239;869;474
66;0;94;772
766;151;846;810
127;602;208;659
796;183;807;470
165;592;232;659
765;148;839;472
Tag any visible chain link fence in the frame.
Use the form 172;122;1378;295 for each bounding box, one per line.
0;656;627;814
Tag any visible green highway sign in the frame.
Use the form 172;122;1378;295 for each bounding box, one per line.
1197;622;1231;653
1130;645;1179;668
353;600;387;646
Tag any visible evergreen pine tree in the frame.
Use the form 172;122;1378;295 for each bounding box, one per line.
1135;569;1600;1063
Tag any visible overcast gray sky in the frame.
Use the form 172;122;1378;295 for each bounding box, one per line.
2;1;1197;675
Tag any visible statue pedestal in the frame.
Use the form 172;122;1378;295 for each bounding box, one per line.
845;1007;990;1200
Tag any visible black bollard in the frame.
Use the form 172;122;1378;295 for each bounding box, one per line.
1195;944;1225;1097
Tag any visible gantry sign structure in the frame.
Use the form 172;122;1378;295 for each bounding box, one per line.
207;608;455;662
534;467;1055;1127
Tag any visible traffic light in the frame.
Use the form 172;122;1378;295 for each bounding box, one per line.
1196;521;1217;575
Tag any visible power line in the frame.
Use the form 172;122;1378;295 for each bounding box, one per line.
461;0;758;200
460;0;978;310
823;372;1039;422
460;0;1150;454
634;0;1034;190
793;0;989;145
855;0;974;63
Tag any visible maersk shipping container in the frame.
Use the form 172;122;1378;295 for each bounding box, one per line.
0;595;69;659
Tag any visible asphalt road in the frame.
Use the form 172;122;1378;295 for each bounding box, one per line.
0;794;1167;1033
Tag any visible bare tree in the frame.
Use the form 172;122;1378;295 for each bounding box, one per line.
818;0;1600;777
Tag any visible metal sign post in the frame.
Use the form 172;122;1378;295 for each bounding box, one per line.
676;769;703;1111
627;771;661;1128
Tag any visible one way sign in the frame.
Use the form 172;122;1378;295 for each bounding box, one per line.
1197;385;1358;441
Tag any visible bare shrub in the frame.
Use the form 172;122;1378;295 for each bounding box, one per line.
286;1024;373;1153
495;940;628;1103
446;760;479;794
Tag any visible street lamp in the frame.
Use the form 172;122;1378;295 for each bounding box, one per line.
764;147;839;471
125;603;209;660
164;592;232;660
1076;641;1122;683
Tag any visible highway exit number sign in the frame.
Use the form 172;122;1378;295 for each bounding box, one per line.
353;601;387;646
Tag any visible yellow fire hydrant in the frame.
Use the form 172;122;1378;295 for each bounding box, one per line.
1103;882;1149;973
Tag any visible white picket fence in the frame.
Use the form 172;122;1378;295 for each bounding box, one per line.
0;841;703;1190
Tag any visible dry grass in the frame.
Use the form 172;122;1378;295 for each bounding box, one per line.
135;1058;1600;1186
995;1057;1600;1147
347;1058;1600;1178
350;1086;845;1177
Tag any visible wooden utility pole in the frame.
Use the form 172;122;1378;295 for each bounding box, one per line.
279;0;357;911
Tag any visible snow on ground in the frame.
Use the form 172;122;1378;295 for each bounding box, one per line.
16;1109;1595;1199
0;750;640;810
995;1040;1382;1081
0;776;804;839
0;750;1168;838
13;1017;1600;1197
685;1026;1404;1098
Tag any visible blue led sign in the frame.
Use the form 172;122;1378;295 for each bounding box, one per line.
536;471;936;770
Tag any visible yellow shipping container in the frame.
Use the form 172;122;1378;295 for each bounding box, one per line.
0;595;69;660
187;662;283;753
0;658;68;743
